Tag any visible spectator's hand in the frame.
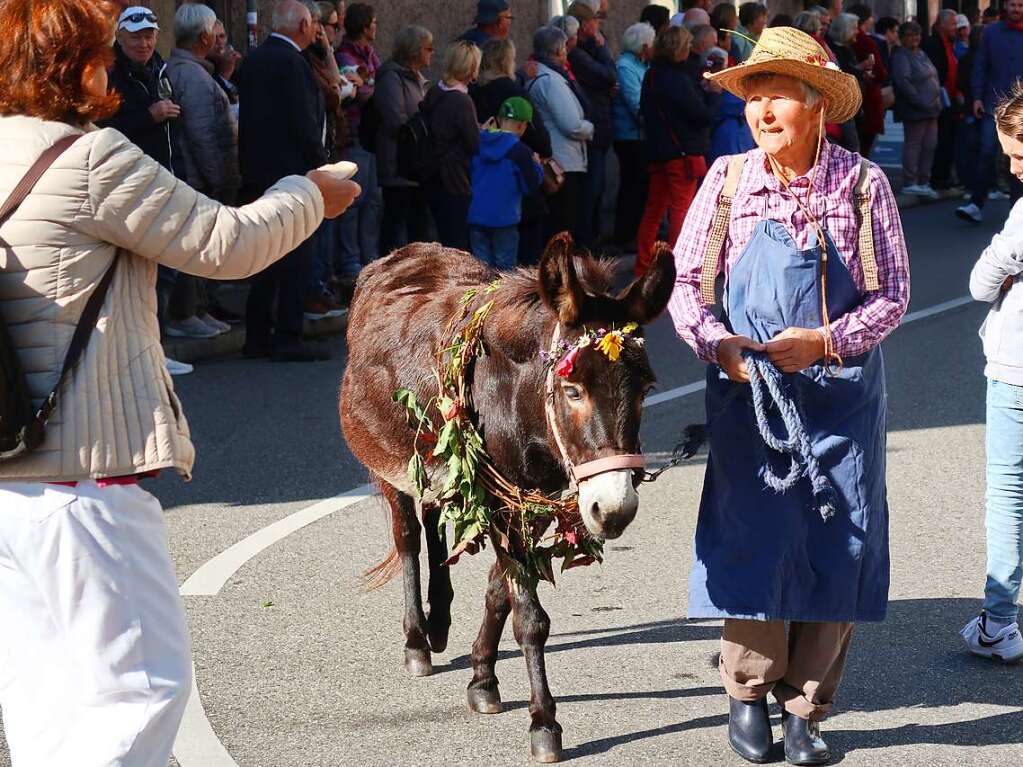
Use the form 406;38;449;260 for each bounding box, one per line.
307;167;361;218
765;327;826;373
595;30;606;46
345;72;365;87
149;99;180;122
973;99;984;119
523;60;538;80
717;335;766;383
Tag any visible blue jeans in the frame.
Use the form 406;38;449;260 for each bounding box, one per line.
336;142;381;278
970;115;1000;209
307;218;335;297
984;378;1023;622
470;225;519;270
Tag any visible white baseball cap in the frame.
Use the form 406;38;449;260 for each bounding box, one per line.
118;6;160;32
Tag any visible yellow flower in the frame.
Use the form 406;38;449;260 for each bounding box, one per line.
597;331;624;361
622;322;639;335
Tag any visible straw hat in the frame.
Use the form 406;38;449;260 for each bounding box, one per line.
706;27;862;123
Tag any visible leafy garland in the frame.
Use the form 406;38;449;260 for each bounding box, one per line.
393;283;603;588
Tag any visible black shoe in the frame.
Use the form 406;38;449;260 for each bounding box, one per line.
728;696;773;763
209;304;243;325
270;341;331;362
782;712;831;765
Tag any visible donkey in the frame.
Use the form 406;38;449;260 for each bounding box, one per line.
339;233;675;763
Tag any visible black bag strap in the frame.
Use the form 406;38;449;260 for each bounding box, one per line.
0;133;120;438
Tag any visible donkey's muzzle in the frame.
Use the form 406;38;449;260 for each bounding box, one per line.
578;470;639;540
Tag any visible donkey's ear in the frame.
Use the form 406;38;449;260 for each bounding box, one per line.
538;232;584;326
619;242;676;325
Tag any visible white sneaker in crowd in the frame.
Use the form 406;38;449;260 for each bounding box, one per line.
165;358;194;376
198;313;230;334
989;189;1011;201
960;612;1023;663
901;184;926;196
956;203;984;224
917;184;940;200
166;316;220;339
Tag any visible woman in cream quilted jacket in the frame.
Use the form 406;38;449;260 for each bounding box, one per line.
0;1;359;764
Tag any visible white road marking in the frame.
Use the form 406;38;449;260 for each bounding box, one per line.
172;293;980;766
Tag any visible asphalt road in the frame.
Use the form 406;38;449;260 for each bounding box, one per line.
2;196;1021;767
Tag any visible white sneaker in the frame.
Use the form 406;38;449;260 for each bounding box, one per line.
901;183;925;195
917;184;940;200
166;316;220;339
956;202;984;223
960;613;1023;663
165;357;194;376
989;189;1010;201
198;313;230;334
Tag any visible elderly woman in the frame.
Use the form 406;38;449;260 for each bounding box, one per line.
0;0;358;763
826;12;864;152
668;27;909;765
891;21;941;198
527;25;594;241
375;24;433;254
612;21;655;249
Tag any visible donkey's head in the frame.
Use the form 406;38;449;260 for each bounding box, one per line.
537;234;676;540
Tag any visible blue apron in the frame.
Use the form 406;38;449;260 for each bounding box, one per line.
688;220;890;623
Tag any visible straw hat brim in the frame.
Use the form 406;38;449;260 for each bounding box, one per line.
706;58;862;124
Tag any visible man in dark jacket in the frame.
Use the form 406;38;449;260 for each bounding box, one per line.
459;0;514;47
237;0;329;361
567;1;617;250
923;9;961;190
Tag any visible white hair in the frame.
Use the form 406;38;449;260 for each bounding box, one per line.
550;14;580;39
827;12;858;45
534;25;568;58
741;72;821;107
576;0;600;11
271;0;311;34
621;21;655;55
682;7;710;29
173;3;217;47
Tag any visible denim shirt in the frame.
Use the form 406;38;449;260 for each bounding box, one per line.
970;22;1023;112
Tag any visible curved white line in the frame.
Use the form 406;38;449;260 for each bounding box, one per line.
172;293;978;766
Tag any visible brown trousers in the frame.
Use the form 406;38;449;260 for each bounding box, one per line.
719;619;854;721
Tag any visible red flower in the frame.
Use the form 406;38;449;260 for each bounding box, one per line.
563;529;579;546
555;347;580;378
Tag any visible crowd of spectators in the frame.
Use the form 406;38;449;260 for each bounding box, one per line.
100;0;1023;372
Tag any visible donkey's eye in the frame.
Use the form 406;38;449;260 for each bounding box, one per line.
561;385;584;402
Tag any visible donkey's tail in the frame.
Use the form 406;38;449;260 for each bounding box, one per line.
362;547;401;590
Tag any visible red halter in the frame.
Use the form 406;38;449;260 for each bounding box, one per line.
543;324;646;485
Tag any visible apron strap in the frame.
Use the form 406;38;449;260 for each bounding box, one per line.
699;154;746;306
854;158;880;293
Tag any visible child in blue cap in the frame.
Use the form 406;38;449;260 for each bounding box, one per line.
468;96;544;269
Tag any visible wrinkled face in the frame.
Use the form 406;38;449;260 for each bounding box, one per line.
939;13;957;38
117;28;157;64
998;130;1023;181
213;22;227;54
745;75;821;159
495;10;513;38
552;328;655;539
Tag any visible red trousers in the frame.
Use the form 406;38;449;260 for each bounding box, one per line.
635;156;705;277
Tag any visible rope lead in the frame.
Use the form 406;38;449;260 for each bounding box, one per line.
742;351;838;522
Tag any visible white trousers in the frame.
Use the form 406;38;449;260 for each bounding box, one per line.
0;482;191;767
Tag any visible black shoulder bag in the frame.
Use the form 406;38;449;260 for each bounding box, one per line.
0;134;120;462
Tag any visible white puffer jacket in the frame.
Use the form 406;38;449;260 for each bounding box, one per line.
0;115;324;482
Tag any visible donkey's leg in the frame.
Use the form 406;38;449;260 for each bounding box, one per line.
467;561;511;714
381;482;432;677
422;503;454;653
510;580;563;763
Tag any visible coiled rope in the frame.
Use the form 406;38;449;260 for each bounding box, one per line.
741;350;838;522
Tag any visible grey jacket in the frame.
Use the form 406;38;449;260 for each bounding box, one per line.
524;62;594;173
890;46;941;122
374;60;426;187
970;199;1023;385
165;48;240;200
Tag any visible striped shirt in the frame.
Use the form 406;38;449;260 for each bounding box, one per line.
667;140;910;363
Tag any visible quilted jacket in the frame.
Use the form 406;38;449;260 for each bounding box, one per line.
0;115;323;482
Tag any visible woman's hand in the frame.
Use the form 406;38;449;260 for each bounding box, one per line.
306;171;362;218
717;335;766;383
765;327;826;373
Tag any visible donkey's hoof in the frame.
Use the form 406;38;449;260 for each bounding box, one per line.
530;729;563;763
403;648;433;677
467;687;503;714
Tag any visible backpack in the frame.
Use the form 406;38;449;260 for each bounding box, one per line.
395;108;436;183
0;134;119;462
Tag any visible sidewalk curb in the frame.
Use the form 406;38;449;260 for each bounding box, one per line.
162;312;348;364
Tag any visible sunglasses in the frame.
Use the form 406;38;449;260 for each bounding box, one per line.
121;11;158;24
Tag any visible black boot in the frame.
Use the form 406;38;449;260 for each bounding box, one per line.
782;712;831;765
727;695;773;763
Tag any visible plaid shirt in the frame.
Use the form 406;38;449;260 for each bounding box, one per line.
667;140;910;363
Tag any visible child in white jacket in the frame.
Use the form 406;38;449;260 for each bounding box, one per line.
963;81;1023;664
